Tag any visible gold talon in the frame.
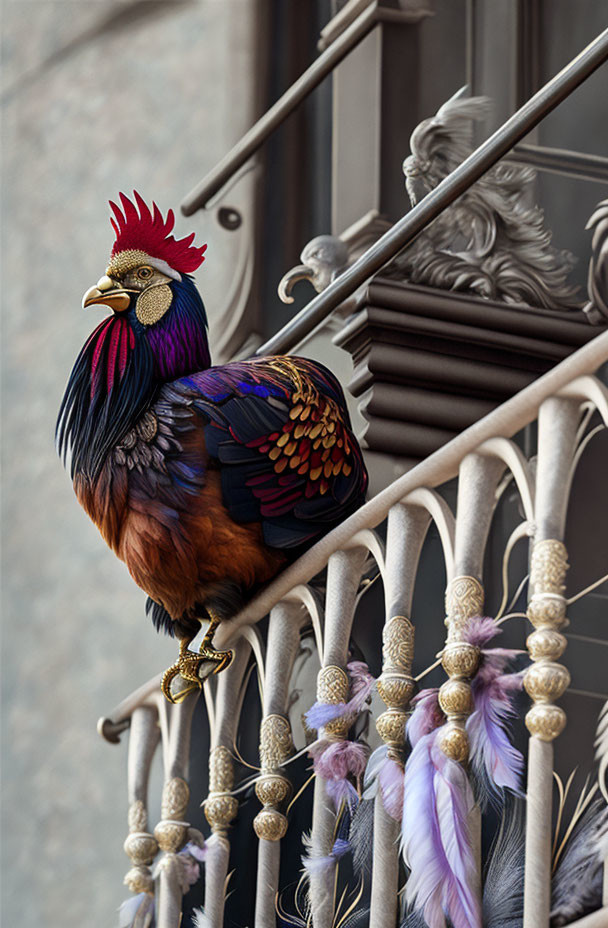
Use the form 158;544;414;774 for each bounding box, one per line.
160;615;234;704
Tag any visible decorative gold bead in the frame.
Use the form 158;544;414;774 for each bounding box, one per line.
124;832;158;865
439;723;469;763
259;715;294;769
438;679;473;716
382;616;415;671
526;628;567;661
525;704;567;741
124;865;154;895
204;794;238;831
527;595;567;629
377;672;415;708
154;820;188;854
253;808;288;841
161;777;189;821
441;642;480;678
317;665;349;704
255;774;291;806
523;662;570;703
376;708;408;747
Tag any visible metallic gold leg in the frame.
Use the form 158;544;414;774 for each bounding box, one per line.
161;613;234;704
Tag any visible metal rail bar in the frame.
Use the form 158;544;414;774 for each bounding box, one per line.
507;143;608;183
254;27;608;358
181;2;386;216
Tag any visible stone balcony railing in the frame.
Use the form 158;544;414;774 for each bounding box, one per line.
99;329;608;928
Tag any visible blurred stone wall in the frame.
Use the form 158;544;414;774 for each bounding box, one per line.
1;2;262;924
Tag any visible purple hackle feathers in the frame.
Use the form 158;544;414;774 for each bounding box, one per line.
379;757;405;821
306;700;347;729
462;617;524;807
407;688;444;745
302;834;350;876
311;739;368;811
346;660;376;713
305;661;375;731
402;727;482;928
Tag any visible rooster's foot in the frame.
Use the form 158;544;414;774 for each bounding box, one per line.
161;616;233;704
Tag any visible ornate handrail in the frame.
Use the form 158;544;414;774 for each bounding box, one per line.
106;329;608;928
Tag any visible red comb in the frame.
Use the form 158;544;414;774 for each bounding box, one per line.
109;191;207;274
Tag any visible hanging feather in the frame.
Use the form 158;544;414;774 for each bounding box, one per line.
402;720;481;928
551;796;608;926
301;831;351;877
594;699;608;803
118;892;155;928
482;794;525;928
463;617;524;808
306;661;375;730
310;738;368;811
349;797;376;877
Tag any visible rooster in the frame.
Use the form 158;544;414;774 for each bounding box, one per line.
57;192;368;701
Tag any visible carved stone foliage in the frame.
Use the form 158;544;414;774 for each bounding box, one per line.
584;199;608;324
390;91;579;311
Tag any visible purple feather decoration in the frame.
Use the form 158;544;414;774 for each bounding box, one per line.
311;739;368;811
462;617;524;807
402;727;481;928
408;689;443;743
306;662;375;731
306;700;347;729
302;835;350;876
378;757;405;821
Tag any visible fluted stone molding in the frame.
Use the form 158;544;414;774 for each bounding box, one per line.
523;395;580;928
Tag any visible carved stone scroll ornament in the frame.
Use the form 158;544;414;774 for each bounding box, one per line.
524;540;571;741
376;616;415;762
388;91;579;311
204;745;239;835
438;576;483;762
253;714;295;842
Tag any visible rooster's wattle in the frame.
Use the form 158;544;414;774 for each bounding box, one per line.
57;192;368;700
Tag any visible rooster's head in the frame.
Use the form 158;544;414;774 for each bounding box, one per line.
58;192;209;481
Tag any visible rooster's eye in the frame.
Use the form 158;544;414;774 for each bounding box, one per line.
137;266;153;280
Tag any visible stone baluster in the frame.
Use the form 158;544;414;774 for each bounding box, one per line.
154;692;199;928
123;705;161;898
202;643;251;928
369;502;427;928
254;600;303;928
522;395;580;928
309;546;367;928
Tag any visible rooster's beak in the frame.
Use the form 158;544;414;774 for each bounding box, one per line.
82;275;133;312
